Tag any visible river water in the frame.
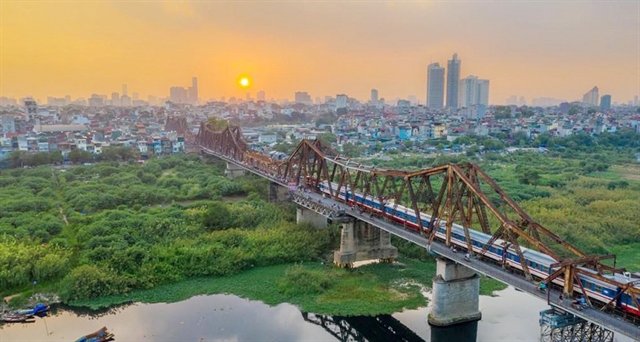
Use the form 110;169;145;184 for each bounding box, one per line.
0;287;634;342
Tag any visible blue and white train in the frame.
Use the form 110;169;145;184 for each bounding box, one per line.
317;181;640;316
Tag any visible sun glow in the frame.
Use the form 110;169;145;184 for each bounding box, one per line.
238;76;251;88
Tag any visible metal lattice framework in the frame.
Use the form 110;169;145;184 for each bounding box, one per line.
196;122;640;309
540;309;614;342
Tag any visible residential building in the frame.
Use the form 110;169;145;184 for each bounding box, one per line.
189;77;198;105
294;92;312;105
459;76;489;107
600;95;611;111
170;86;188;103
427;62;445;109
446;53;461;109
336;94;348;110
371;89;378;104
583;86;599;107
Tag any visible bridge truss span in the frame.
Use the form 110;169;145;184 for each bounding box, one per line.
196;121;640;337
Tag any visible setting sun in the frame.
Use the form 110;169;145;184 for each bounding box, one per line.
238;77;251;88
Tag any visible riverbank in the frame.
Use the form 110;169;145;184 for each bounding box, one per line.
68;258;506;316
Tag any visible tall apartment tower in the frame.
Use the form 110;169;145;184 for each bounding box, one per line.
458;76;490;107
427;62;445;109
122;84;128;97
371;89;379;104
600;95;611;111
582;86;599;107
189;77;198;105
446;53;461;109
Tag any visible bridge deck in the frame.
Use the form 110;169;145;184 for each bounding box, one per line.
206;150;640;340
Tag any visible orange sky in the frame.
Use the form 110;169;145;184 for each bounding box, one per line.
1;1;639;105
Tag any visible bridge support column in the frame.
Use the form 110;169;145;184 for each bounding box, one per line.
296;207;328;228
225;162;245;179
333;219;398;266
428;258;481;326
268;182;289;202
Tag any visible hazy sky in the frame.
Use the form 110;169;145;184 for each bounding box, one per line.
1;1;639;104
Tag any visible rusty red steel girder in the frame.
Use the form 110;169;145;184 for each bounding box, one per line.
165;116;189;135
196;122;640;307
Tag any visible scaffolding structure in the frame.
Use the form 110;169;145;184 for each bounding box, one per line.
540;309;614;342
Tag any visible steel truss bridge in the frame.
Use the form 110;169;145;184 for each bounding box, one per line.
196;122;640;340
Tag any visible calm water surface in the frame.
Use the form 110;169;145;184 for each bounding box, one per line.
0;287;633;342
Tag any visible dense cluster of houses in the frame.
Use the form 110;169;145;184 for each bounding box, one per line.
1;97;639;162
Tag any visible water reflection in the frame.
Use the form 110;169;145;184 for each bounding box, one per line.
302;312;427;342
430;321;478;342
0;287;633;341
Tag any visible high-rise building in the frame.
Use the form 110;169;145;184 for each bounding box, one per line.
582;86;599;106
600;95;611;111
634;95;638;106
458;76;489;108
189;77;198;105
446;53;461;109
170;86;188;103
257;91;265;102
122;84;128;97
111;92;120;106
335;94;348;110
294;91;312;104
427;62;445;109
371;89;379;104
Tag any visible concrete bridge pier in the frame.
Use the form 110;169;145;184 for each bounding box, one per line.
428;258;481;326
296;207;328;228
268;182;290;202
333;219;398;266
225;162;245;179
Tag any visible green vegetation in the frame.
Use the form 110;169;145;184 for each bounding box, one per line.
0;155;333;304
2;130;638;315
71;258;505;315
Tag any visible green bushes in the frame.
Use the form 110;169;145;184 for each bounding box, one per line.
278;264;336;296
0;237;71;290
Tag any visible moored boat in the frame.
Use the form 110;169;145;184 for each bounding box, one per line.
15;303;49;316
75;326;115;342
1;313;36;323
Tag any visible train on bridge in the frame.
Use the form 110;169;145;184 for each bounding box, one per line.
316;181;640;318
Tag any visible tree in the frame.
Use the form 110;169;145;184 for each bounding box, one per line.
341;143;364;158
68;148;92;164
317;133;337;145
517;168;541;186
201;202;231;231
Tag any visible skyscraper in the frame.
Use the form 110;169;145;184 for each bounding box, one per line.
122;84;128;97
600;95;611;111
371;89;378;104
294;91;312;104
170;86;188;103
458;76;490;108
582;86;599;106
446;53;461;109
427;62;445;109
189;77;198;105
257;91;265;101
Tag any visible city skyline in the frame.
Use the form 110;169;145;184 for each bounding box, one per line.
1;1;638;103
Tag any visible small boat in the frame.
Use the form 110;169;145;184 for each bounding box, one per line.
16;303;49;316
75;327;115;342
1;313;36;323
